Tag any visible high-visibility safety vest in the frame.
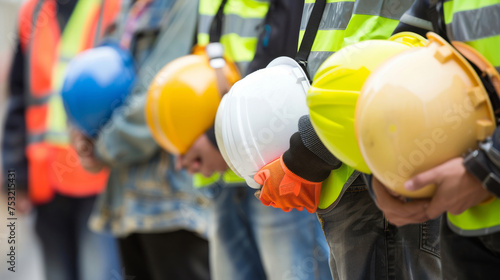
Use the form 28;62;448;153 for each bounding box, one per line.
19;0;120;204
193;0;270;188
197;0;270;75
441;0;500;236
300;0;414;210
443;0;500;74
300;0;414;77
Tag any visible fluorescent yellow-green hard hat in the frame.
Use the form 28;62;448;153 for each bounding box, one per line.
307;33;426;173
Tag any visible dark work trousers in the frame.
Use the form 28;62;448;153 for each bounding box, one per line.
118;230;210;280
441;215;500;280
35;194;121;280
317;186;442;280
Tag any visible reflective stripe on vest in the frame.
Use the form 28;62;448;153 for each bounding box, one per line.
193;170;243;188
194;0;269;188
318;165;356;210
46;0;104;145
443;0;500;76
19;0;120;204
448;198;500;236
299;0;413;77
442;0;500;235
197;0;270;75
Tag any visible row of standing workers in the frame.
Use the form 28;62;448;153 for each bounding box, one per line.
3;0;500;279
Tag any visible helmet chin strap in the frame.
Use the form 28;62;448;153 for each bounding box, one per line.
476;68;500;123
206;42;232;97
294;0;327;83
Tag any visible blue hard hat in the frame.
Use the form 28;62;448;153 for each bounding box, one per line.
62;43;136;137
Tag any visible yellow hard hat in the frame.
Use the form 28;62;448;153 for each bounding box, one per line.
145;45;241;154
356;33;500;198
307;33;426;174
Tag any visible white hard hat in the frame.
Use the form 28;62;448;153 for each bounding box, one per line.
215;57;310;188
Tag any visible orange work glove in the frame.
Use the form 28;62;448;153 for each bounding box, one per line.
254;155;323;213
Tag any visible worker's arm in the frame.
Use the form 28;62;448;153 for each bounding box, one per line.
95;0;198;168
2;41;28;192
254;115;344;213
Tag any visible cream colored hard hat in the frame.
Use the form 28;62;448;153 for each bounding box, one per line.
356;33;499;198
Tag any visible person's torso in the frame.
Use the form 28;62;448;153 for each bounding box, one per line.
92;0;212;236
18;0;120;203
300;0;414;77
301;0;414;209
439;0;500;236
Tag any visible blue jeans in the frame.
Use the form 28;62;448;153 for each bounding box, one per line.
209;185;331;280
317;186;442;280
35;194;121;280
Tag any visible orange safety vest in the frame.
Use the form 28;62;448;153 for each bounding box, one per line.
18;0;120;204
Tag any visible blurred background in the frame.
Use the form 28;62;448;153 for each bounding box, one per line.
0;0;45;279
0;0;19;140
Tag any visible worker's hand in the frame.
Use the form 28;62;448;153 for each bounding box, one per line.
1;189;32;215
177;134;228;177
69;127;104;173
16;191;32;215
254;155;322;213
405;157;494;220
371;176;430;226
11;190;32;215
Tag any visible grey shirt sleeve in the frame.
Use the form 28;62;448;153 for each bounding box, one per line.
298;115;341;167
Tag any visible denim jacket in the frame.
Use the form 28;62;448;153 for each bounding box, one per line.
88;0;211;238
